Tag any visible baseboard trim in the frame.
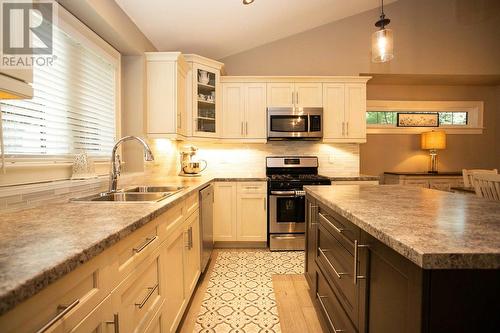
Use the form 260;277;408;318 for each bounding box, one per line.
214;241;268;249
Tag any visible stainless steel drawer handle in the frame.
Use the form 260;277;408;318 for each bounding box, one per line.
135;283;159;309
319;247;348;279
133;236;157;253
244;186;261;189
35;299;80;333
353;240;369;285
319;212;345;234
106;313;120;333
316;293;345;333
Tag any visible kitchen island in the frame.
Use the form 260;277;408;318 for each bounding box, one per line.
304;184;500;333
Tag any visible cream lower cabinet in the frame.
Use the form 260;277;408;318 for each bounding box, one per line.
323;82;367;143
0;193;201;333
214;181;267;243
221;82;267;141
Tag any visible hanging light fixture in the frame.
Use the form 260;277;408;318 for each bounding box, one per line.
371;0;394;63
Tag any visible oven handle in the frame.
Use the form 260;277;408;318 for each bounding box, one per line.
270;190;296;196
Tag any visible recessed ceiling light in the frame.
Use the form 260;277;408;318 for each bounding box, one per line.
243;0;255;5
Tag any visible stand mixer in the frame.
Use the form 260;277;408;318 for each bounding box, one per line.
179;146;208;177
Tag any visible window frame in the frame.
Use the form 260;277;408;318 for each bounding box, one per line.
366;100;484;134
1;3;121;168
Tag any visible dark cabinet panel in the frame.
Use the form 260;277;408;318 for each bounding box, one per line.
305;197;317;292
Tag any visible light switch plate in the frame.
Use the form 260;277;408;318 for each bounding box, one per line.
329;154;335;163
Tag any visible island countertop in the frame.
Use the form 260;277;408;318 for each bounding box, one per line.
304;184;500;270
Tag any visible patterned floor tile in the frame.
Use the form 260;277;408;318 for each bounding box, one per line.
193;250;305;333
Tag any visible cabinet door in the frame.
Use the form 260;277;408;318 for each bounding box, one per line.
322;83;345;140
163;229;186;333
222;83;245;138
236;193;267;241
305;198;317;290
147;61;177;135
176;64;188;136
295;83;323;107
184;212;201;298
193;64;220;137
213;182;237;241
244;83;267;139
344;83;366;140
267;82;294;107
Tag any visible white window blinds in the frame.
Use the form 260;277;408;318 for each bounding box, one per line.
0;25;116;158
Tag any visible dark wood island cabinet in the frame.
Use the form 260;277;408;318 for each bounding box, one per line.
305;185;500;333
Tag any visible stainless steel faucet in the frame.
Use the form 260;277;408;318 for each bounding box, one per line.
109;136;154;192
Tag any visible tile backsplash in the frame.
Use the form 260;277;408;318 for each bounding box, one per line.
145;139;360;178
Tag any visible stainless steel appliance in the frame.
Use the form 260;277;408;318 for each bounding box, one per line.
267;107;323;139
267;156;331;251
179;145;207;177
199;184;214;272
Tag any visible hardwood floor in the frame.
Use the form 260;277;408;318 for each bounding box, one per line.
178;250;326;333
273;274;327;333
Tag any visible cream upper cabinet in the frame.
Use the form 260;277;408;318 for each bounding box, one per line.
222;83;245;138
323;82;367;143
222;82;266;140
266;82;294;107
146;52;188;139
185;54;224;138
294;83;323;107
267;82;322;108
214;181;267;243
344;83;366;140
213;182;238;241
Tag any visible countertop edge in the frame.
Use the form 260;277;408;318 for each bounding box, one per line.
305;188;500;270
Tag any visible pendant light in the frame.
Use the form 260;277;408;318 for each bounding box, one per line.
371;0;394;63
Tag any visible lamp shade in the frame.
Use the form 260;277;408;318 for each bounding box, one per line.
371;28;394;63
421;131;446;150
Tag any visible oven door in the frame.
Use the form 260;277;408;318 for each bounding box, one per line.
268;108;309;138
269;191;306;233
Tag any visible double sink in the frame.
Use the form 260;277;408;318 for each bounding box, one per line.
72;186;186;202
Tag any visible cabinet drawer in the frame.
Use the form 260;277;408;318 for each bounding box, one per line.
237;181;267;194
116;222;160;281
0;254;110;333
158;201;185;239
316;266;357;333
114;248;163;333
317;223;357;316
318;206;360;255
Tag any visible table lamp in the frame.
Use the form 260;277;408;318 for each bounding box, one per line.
421;130;446;173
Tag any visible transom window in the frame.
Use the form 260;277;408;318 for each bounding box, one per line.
366;100;483;134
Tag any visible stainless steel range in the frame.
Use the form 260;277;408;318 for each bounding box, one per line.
266;156;331;251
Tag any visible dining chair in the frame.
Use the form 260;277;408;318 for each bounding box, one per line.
462;169;498;187
472;173;500;201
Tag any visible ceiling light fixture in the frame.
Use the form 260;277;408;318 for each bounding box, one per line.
371;0;394;63
243;0;255;5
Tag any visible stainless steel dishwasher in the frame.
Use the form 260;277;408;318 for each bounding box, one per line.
199;184;214;273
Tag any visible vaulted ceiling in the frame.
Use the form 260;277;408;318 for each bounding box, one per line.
115;0;397;59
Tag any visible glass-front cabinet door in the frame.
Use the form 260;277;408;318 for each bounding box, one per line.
192;63;220;137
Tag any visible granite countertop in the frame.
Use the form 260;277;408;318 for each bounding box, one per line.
305;184;500;270
384;171;462;176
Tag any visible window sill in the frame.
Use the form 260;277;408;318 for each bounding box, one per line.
367;127;484;135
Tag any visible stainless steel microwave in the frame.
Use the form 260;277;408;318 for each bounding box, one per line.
267;107;323;139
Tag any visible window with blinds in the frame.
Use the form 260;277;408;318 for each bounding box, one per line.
0;24;116;158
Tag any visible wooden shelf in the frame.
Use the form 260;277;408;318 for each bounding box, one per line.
197;116;216;121
198;82;216;89
198;100;215;105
